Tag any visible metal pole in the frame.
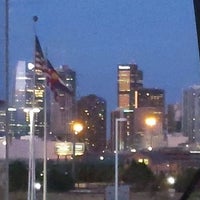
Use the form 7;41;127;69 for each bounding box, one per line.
43;79;47;200
115;118;126;200
72;132;76;182
24;108;40;200
29;111;34;200
115;119;119;200
31;110;36;200
4;0;9;200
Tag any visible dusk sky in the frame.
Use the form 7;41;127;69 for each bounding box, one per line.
2;0;200;113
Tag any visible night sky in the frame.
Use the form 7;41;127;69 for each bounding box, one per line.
1;0;200;114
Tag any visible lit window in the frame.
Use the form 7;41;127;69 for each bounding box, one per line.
143;159;149;165
138;159;143;163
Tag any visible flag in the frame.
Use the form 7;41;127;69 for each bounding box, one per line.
35;36;46;70
194;0;200;59
35;36;73;98
46;60;73;95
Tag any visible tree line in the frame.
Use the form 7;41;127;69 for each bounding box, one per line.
8;159;198;193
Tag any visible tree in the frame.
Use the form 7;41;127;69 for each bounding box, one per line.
9;160;28;191
47;164;74;191
121;160;155;191
175;168;198;192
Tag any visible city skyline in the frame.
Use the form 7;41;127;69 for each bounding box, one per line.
1;0;200;114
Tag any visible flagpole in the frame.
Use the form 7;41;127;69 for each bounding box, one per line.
43;73;47;200
4;0;9;200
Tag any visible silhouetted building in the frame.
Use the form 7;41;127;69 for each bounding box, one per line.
77;94;106;152
118;64;143;109
11;61;75;139
117;64;143;150
182;85;200;143
137;88;165;108
167;103;182;134
115;64;166;151
51;65;76;140
0;100;6;136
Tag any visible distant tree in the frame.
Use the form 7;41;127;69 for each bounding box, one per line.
9;160;28;191
175;168;198;192
78;162;114;182
47;164;74;191
121;160;155;191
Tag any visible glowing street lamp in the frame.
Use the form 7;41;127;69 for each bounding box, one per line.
73;122;83;135
145;117;156;150
145;117;156;127
167;176;176;186
71;121;83;182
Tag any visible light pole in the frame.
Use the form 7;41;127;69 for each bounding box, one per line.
115;118;126;200
72;121;83;184
145;117;156;150
24;107;40;200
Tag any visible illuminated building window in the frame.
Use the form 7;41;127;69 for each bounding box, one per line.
119;94;129;108
118;71;130;91
144;159;149;165
138;158;143;163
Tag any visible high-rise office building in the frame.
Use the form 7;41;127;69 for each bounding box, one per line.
136;88;165;108
12;61;75;139
116;64;143;150
50;65;76;140
118;64;143;109
11;60;48;137
0;100;6;136
167;103;182;134
182;85;200;143
134;88;165;132
134;88;165;149
114;64;165;151
118;63;143;142
77;94;106;152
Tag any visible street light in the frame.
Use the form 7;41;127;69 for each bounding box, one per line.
24;107;40;200
115;118;126;200
71;121;83;183
145;117;156;150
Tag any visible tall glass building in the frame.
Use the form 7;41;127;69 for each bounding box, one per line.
11;61;76;139
116;64;143;150
113;64;165;151
118;64;143;109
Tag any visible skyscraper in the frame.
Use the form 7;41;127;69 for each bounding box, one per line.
116;64;143;150
50;65;76;140
134;88;165;149
114;63;165;151
77;94;106;152
11;60;48;137
182;85;200;143
118;64;143;109
11;60;76;140
0;100;6;136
